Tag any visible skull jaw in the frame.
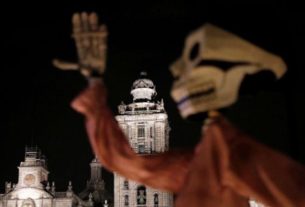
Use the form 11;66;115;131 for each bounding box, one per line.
171;66;235;119
173;90;237;119
170;63;284;119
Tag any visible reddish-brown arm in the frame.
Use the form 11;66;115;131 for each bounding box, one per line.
71;79;193;192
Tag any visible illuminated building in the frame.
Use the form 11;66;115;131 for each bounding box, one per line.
114;73;174;207
0;147;110;207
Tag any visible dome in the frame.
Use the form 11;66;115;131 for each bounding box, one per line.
132;78;155;89
130;72;157;102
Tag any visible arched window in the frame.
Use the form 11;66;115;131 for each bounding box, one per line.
22;199;35;207
123;180;129;190
124;195;129;206
136;186;146;205
154;193;159;207
138;145;145;154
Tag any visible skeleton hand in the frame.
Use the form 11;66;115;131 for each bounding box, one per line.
53;12;108;77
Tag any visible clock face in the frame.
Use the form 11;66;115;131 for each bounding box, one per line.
23;174;36;186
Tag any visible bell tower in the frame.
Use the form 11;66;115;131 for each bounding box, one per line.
90;157;103;182
114;72;173;207
16;146;49;189
79;157;112;205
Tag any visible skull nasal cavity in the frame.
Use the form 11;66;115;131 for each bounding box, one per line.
189;43;200;61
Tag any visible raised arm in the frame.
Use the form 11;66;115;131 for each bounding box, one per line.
53;11;194;193
71;79;194;192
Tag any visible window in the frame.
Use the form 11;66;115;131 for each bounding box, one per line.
123;180;129;190
150;127;153;138
154;193;159;207
124;195;129;206
22;199;35;207
138;145;145;154
136;186;146;205
138;126;145;138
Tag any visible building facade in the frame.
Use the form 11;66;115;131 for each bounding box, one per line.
0;147;88;207
114;73;173;207
0;147;111;207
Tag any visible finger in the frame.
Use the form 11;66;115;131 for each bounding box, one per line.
52;59;79;70
97;25;107;64
81;12;89;32
72;13;81;34
89;12;99;58
72;13;86;61
80;12;92;63
89;12;98;31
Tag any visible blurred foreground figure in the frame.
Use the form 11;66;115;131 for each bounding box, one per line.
54;13;305;207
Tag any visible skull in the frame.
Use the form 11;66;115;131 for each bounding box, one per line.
170;24;287;118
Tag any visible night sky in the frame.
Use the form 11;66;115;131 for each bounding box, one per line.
1;0;304;196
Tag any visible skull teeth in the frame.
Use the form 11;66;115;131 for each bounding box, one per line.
178;90;217;111
177;84;216;107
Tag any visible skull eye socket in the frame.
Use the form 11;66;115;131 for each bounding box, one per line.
196;60;250;71
189;42;200;61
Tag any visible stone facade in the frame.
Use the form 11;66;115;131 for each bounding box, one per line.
114;73;173;207
0;147;110;207
0;147;88;207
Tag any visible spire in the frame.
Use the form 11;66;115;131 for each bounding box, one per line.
79;156;108;203
46;182;50;191
68;181;73;191
51;181;56;194
88;193;94;206
139;71;147;78
90;156;102;182
5;182;12;193
66;181;73;197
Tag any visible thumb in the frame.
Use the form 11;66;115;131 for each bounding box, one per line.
53;59;79;70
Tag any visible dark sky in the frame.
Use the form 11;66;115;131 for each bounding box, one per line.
1;0;304;195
